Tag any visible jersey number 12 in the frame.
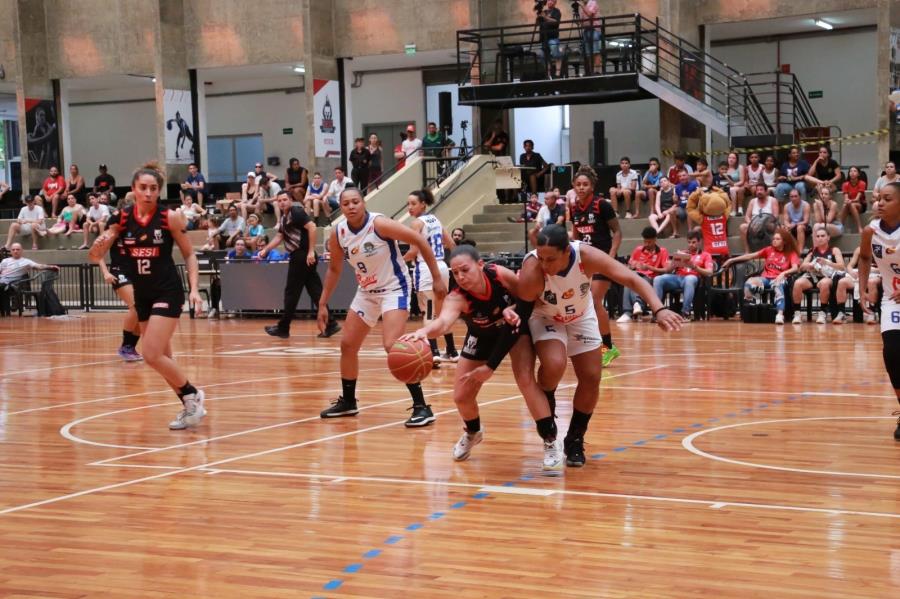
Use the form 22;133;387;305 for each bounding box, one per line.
137;259;151;275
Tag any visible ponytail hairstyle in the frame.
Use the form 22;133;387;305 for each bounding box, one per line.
536;224;570;251
131;161;164;187
408;188;435;206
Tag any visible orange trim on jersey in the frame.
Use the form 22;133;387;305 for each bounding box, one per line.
133;204;157;228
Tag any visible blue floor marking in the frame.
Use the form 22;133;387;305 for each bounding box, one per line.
672;428;685;433
344;563;363;574
323;580;342;590
613;446;628;452
591;453;606;459
653;434;667;440
428;512;445;520
363;549;381;559
473;492;490;499
451;501;467;509
502;481;516;487
406;523;423;531
633;440;646;446
690;423;704;428
384;535;403;545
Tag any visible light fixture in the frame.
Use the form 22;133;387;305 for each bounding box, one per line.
151;77;157;83
815;19;833;30
293;65;305;74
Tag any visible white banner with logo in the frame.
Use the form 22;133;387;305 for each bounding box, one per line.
314;79;341;158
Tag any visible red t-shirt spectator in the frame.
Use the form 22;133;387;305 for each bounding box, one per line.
676;250;714;277
841;179;866;202
630;245;669;278
42;174;65;196
759;246;799;279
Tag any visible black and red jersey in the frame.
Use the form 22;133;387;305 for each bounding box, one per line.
111;204;180;294
450;264;514;332
570;195;616;253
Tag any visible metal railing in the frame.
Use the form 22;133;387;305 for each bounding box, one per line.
730;71;820;136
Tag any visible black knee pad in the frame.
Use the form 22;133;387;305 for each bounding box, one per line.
883;330;900;389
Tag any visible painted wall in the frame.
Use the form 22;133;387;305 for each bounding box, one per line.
712;30;878;170
68;101;157;184
346;69;426;146
569;99;662;166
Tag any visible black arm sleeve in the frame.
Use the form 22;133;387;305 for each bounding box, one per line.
485;299;535;370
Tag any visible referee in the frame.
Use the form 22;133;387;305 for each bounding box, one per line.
260;191;340;338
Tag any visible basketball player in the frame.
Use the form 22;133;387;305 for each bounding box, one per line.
400;245;557;466
316;187;447;427
89;162;206;430
95;226;142;361
514;225;682;466
857;181;900;440
569;166;622;366
403;189;457;366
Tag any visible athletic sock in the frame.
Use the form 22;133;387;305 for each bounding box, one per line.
123;330;140;348
601;333;612;348
429;338;439;356
536;416;557;441
407;382;426;407
444;333;457;355
341;378;357;404
566;409;593;441
543;388;557;418
464;417;481;434
177;382;198;400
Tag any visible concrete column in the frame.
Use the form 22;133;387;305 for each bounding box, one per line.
303;0;340;177
875;0;897;165
12;0;54;192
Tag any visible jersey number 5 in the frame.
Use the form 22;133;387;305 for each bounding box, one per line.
137;259;151;275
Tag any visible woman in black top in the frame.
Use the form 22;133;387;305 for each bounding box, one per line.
349;137;372;195
805;145;842;196
89;162;206;431
367;133;383;192
568;165;622;366
285;157;308;204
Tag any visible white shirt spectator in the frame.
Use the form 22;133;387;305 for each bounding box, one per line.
874;174;899;194
327;176;354;202
18;204;46;222
401;137;423;158
217;216;246;237
87;203;110;222
615;169;640;190
0;256;39;284
258;179;282;199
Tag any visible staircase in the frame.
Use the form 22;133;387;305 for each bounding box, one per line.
728;71;821;151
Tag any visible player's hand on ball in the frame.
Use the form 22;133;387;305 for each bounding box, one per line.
398;330;428;343
654;309;683;332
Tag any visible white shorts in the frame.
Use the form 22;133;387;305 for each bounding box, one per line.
18;223;44;236
413;260;449;294
349;288;410;328
881;299;900;334
529;311;603;356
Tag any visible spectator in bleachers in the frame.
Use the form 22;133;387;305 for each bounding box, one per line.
401;124;423;159
321;166;352;219
723;227;801;325
239;171;261;221
245;213;265;246
648;176;677;237
78;193;110;250
65;164;86;204
349;137;372;194
226;238;253;261
579;0;601;73
781;188;811;250
673;171;698;236
839;165;868;233
637;157;662;210
48;194;85;245
39;165;66;218
666;153;693;183
393;132;409;168
252;235;287;262
740;183;779;253
93;164;117;204
790;227;845;324
176;191;206;231
689;157;712;189
538;0;562;78
481;120;508;156
509;193;541;223
519;139;549;195
873;161;898;202
653;230;715;320
616;226;669;321
712;161;731;194
284;157;308;204
257;174;284;221
776;145;810;203
5;195;47;250
305;171;327;221
367;134;383;192
725;152;747;217
744;152;764;199
761;155;779;197
835;246;881;325
0;243;59;315
180;162;206;204
98;191;112;207
813;186;842;238
208;203;245;250
253;162;278;185
529;190;564;246
451;227;475;247
805;146;842;197
609;156;640;218
422;122;455;160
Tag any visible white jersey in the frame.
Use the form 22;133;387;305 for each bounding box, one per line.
870;219;900;329
528;240;594;323
414;213;447;292
336;212;410;295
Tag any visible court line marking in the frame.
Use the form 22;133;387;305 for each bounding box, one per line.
599;385;862;398
6;365;386;416
1;366;662;516
683;417;900;480
1;358;128;378
88;465;900;520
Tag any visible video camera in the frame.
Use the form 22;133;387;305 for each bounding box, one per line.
534;0;547;14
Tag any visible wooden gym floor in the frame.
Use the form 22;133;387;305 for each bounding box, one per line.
0;314;897;598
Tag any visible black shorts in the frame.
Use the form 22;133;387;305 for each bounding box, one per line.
134;287;184;321
461;328;503;362
109;265;133;291
592;273;610;282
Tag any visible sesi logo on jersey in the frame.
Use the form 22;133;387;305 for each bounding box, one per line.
129;247;160;258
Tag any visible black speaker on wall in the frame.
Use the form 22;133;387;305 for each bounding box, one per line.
592;121;606;166
438;91;453;135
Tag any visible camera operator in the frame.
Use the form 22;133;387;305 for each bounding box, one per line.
537;0;562;78
574;0;601;73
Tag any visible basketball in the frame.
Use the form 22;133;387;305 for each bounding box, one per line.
387;339;434;384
